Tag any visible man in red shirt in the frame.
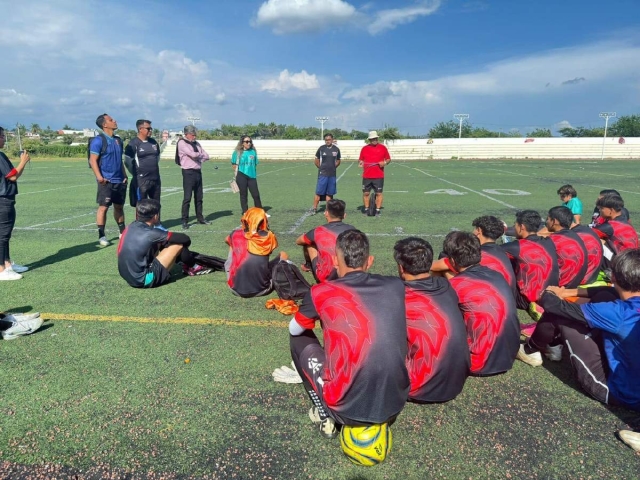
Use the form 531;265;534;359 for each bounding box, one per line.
358;131;391;217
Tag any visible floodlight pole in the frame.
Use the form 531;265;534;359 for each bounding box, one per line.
315;116;329;139
453;114;469;159
599;112;616;160
187;116;200;127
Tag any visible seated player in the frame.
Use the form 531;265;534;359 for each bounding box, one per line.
591;189;630;226
516;249;640;413
545;206;588;288
593;194;638;266
225;207;286;298
500;210;559;314
442;232;520;376
296;199;355;283
571;218;604;286
117;199;201;288
289;230;409;438
393;237;470;403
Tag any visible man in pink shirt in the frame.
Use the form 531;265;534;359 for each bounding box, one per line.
176;125;210;230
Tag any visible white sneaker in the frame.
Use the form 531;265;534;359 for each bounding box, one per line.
2;316;44;340
98;236;110;247
0;269;22;281
544;344;563;362
10;262;29;273
516;344;543;367
619;430;640;452
3;312;41;322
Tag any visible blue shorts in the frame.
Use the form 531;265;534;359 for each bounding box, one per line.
316;175;337;196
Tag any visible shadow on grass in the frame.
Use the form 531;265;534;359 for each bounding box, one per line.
26;241;104;271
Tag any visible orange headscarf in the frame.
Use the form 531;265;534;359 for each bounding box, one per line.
241;208;278;256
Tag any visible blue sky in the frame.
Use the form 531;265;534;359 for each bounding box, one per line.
2;0;640;135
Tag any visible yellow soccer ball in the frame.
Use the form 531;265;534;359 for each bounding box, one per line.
340;423;392;466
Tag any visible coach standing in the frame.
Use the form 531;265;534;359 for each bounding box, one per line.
310;133;340;215
177;125;210;230
359;131;390;217
89;113;128;247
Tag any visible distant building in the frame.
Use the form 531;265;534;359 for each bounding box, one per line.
57;129;96;137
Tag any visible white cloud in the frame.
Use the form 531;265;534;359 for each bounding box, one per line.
554;120;573;130
261;69;320;92
254;0;357;34
80;89;96;96
0;89;34;107
215;93;227;105
368;1;441;35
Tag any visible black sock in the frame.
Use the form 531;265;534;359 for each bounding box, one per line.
117;222;126;234
180;248;197;267
98;225;105;238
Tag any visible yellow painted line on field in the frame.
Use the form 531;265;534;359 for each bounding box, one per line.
41;312;289;328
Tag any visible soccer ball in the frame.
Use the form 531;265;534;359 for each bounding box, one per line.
340;423;392;466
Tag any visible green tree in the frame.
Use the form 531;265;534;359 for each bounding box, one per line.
526;128;553;137
428;120;472;138
378;125;402;142
30;123;41;134
609;114;640;137
61;135;74;145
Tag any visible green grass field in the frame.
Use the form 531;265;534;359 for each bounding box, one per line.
1;158;639;478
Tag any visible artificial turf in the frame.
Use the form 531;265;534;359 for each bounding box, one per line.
1;158;639;478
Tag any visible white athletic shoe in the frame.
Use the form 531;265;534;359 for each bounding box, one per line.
516;344;543;367
98;236;110;247
10;262;29;273
2;315;44;340
0;269;22;281
3;312;41;322
544;344;563;362
618;430;640;452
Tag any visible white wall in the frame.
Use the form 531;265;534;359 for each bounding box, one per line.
162;137;640;161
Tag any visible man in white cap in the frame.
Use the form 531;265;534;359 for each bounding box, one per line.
358;131;391;216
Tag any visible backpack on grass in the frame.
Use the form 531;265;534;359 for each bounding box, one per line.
272;260;312;301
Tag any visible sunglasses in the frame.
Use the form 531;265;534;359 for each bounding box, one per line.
141;127;152;131
243;140;252;144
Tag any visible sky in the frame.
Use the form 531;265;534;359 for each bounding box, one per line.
2;0;640;135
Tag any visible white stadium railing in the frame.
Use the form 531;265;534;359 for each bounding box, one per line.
161;137;640;161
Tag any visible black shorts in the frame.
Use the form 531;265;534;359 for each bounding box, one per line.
362;178;384;193
97;182;127;207
138;178;161;202
143;258;171;288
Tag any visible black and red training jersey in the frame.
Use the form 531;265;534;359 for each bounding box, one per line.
480;242;517;295
593;219;638;256
403;277;470;403
295;271;409;424
500;235;559;303
571;224;604;284
549;229;588;288
300;221;356;282
117;221;170;287
449;265;520;376
225;229;272;297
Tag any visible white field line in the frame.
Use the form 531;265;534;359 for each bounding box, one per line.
514;164;626;177
485;166;640;196
23;212;98;229
19;183;95;195
286;163;355;235
399;164;518;209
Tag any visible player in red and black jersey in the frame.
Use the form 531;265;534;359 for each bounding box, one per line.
571;223;604;285
442;232;520;375
590;189;630;227
500;210;559;310
545;206;588;288
296;199;355;283
393;237;469;402
289;230;409;438
593;194;638;266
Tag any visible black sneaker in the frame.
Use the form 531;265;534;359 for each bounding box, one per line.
375;209;382;217
197;219;211;225
182;223;190;230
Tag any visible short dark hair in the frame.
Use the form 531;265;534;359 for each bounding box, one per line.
324;133;334;139
612;248;640;292
393;237;433;275
599;189;621;196
548;206;573;229
336;229;369;269
515;210;542;233
326;199;345;219
557;184;577;197
136;119;151;129
472;216;505;241
442;231;481;268
95;113;109;129
136;199;160;221
596;194;624;212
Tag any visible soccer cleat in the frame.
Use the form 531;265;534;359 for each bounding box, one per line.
0;269;22;281
182;223;190;230
527;302;544;322
618;430;640;452
197;219;211;225
544;344;563;362
98;236;110;247
375;209;381;217
272;365;302;384
2;316;44;340
310;208;317;215
10;262;29;273
309;407;338;439
516;344;543;367
520;323;537;338
184;264;211;276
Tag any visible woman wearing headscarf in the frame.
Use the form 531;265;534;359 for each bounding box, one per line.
0;127;30;280
231;135;262;214
225;207;286;298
